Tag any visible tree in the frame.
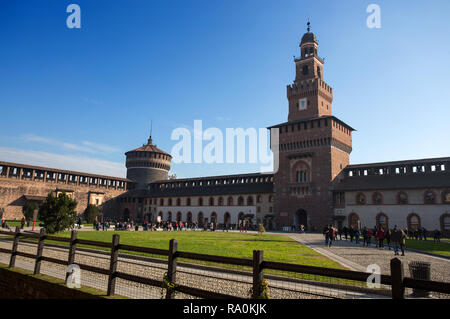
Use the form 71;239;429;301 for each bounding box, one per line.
39;192;77;234
22;201;38;222
83;204;98;224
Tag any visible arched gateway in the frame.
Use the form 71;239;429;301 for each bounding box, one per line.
294;209;308;230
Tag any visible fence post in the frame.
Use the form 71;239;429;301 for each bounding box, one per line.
390;257;405;299
166;239;178;299
107;234;120;296
34;228;46;275
9;226;21;268
252;250;264;298
65;230;78;280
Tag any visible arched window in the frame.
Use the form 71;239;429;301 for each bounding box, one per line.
257;195;262;203
176;198;181;206
224;212;231;225
268;195;273;203
291;160;310;184
176;212;182;222
356;193;366;205
198;212;204;226
407;213;421;231
159;198;164;206
247;196;254;206
168;198;172;206
227;196;233;206
397;191;408;204
238;196;244;206
372;192;383;205
218;197;224;206
186;198;191;206
424;190;436;204
376;213;389;229
167;211;172;222
198;197;203;206
187;211;192;223
209;197;214;206
348;212;360;229
210;212;217;224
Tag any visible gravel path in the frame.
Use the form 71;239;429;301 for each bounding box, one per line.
0;237;387;299
289;233;450;298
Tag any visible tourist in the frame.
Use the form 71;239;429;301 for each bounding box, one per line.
323;225;330;246
422;227;427;241
343;226;348;240
367;228;373;247
355;228;360;245
385;228;392;250
376;227;385;249
328;226;335;247
433;229;441;243
349;226;354;242
391;226;406;256
362;227;368;247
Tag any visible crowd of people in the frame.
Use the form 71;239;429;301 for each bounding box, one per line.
322;224;444;256
80;218;256;233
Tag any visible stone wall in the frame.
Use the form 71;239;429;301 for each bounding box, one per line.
0;264;107;299
0;176;126;220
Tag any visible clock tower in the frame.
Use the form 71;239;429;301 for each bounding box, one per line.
270;23;355;231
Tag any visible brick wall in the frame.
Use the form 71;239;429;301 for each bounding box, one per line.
0;177;125;220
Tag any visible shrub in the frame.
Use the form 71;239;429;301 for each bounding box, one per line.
83;204;98;224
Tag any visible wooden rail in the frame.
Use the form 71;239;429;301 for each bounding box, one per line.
0;227;449;299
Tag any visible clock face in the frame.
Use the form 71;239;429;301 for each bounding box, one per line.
298;98;307;110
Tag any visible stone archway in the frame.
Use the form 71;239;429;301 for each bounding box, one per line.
294;209;308;230
348;212;360;229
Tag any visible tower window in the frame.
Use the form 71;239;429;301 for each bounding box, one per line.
302;65;309;75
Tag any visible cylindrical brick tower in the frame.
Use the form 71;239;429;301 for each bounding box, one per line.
125;136;171;189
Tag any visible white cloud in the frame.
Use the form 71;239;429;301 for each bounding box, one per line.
21;134;120;154
0;146;126;177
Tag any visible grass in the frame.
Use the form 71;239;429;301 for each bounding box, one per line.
55;230;343;269
405;239;450;257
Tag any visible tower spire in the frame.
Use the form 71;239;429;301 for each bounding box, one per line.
148;120;153;145
307;21;311;32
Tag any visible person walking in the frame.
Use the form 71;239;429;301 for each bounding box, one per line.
376;227;385;249
20;217;25;229
385;228;391;250
355;228;360;245
433;229;441;243
328;226;335;247
323;225;330;246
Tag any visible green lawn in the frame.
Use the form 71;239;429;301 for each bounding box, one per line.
55;231;343;269
406;239;450;257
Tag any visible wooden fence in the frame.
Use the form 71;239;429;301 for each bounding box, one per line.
0;227;449;299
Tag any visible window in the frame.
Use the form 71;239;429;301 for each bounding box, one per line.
372;192;383;205
424;191;436;204
247;196;254;206
397;192;408;204
408;214;421;231
238;196;244;206
302;65;309;75
209;197;214;206
198;197;203;206
227;196;233;206
356;193;366;205
218;197;224;206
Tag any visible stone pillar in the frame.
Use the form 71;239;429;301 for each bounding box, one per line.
32;169;35;181
6;166;10;178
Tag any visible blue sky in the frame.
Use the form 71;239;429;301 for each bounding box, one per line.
0;0;449;178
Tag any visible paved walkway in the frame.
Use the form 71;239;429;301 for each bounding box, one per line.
289;233;450;284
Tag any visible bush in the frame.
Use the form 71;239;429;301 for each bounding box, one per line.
83;204;98;224
258;224;266;234
38;192;77;234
